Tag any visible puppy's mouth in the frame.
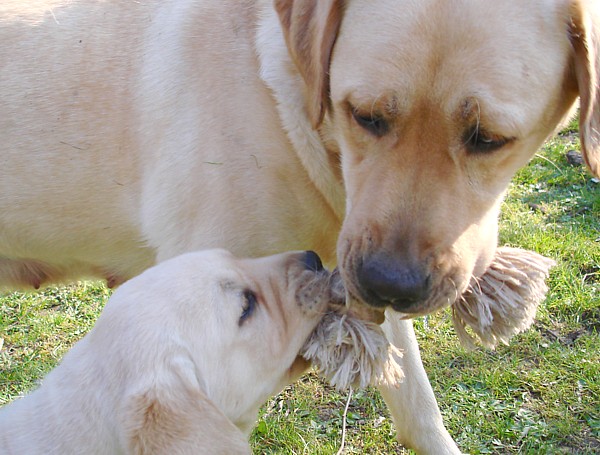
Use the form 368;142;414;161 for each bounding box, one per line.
294;266;337;316
293;253;388;324
285;251;333;316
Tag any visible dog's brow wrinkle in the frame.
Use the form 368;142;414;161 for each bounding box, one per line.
461;99;483;150
219;279;237;291
386;96;400;116
461;98;475;119
474;99;481;130
369;93;385;117
460;97;481;124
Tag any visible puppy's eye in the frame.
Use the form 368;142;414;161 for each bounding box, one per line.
352;109;390;137
239;290;257;326
464;127;512;154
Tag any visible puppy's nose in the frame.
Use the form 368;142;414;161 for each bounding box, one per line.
356;255;430;311
301;250;324;272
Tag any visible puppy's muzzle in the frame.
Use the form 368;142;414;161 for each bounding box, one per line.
356;253;431;312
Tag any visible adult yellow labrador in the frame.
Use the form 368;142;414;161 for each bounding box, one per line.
0;249;332;454
1;0;598;453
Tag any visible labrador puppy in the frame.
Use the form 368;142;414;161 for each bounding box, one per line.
1;1;598;453
0;249;331;454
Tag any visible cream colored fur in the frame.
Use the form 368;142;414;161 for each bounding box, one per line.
1;1;599;453
0;250;332;454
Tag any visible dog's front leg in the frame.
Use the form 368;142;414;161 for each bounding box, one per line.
378;315;462;454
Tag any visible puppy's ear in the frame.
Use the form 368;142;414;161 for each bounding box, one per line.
569;0;600;177
123;386;250;454
274;0;344;128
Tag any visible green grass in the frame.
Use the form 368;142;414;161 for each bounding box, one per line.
1;119;598;454
0;284;110;404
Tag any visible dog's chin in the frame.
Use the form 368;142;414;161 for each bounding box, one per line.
344;302;386;324
472;250;497;280
287;356;311;382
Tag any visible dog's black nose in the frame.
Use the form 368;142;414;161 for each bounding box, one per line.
356;254;430;311
301;250;324;272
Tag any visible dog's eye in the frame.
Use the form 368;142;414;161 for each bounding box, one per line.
239;290;257;326
352;109;390;137
465;127;512;154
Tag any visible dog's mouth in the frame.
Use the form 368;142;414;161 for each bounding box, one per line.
294;254;447;323
328;269;386;323
337;261;467;318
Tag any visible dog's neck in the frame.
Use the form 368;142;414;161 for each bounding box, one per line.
255;5;346;222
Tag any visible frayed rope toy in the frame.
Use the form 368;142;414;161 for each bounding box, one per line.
301;308;404;390
452;246;555;349
301;268;404;390
301;246;555;391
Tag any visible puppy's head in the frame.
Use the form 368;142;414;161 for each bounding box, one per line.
275;0;600;316
186;249;333;433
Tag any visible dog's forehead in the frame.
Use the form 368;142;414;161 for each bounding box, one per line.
332;0;571;119
338;0;568;56
185;250;249;287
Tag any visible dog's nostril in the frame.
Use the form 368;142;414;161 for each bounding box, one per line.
356;255;430;310
302;250;324;272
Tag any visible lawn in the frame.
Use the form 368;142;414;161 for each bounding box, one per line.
1;119;598;454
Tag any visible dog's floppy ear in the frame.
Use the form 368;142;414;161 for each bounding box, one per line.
122;362;251;455
274;0;344;128
569;0;600;177
123;389;250;454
